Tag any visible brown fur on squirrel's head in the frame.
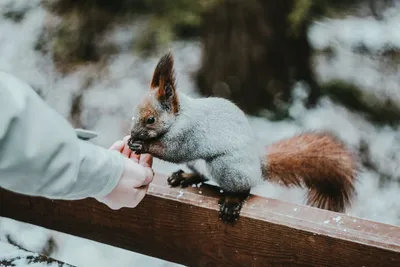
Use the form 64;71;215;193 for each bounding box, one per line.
130;52;180;141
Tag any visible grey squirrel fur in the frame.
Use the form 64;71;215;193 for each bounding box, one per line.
128;52;358;224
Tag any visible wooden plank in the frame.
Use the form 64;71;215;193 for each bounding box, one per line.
0;173;399;267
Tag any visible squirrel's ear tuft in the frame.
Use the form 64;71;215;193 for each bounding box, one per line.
150;52;176;90
150;52;179;113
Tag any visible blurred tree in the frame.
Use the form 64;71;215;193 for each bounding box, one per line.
41;0;219;71
322;81;400;126
38;0;399;122
196;0;310;119
194;0;367;119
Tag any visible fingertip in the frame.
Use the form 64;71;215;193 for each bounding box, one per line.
109;140;124;151
141;184;150;192
142;167;155;185
139;185;149;199
140;154;153;168
123;135;131;143
142;185;149;195
107;202;120;210
122;143;132;158
130;152;140;163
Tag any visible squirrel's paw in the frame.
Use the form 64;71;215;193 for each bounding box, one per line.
167;170;205;188
218;197;243;224
167;170;185;187
127;138;143;154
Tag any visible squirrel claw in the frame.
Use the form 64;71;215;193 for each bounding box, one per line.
128;138;143;154
218;198;243;224
167;169;185;187
168;170;206;189
179;179;192;188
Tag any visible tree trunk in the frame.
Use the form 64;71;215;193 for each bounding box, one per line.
195;0;319;118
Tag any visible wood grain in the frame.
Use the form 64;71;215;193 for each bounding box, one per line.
0;173;399;267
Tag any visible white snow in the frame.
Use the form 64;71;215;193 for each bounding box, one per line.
0;0;400;266
308;3;400;52
0;241;67;267
309;2;400;108
0;217;182;267
177;190;184;198
333;216;342;223
0;217;50;253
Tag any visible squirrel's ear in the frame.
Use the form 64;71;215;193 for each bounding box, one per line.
150;52;179;112
150;52;176;92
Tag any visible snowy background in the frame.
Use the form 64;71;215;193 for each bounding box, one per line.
0;0;399;266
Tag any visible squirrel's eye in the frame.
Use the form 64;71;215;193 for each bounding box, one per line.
146;116;155;124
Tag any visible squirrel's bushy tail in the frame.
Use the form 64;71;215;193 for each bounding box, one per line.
262;132;359;212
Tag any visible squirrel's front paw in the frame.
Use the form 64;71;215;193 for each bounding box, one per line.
167;170;185;187
127;138;144;154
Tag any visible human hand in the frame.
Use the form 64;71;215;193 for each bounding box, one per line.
96;136;154;210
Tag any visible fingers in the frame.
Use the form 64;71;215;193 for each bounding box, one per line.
98;184;149;210
121;135;132;158
109;140;124;151
114;186;149;210
96;196;120;210
141;154;154;185
121;157;153;188
142;167;154;186
132;185;149;207
95;177;150;211
116;136;153;166
139;154;153;168
132;165;154;187
130;151;140;163
138;154;154;186
117;135;139;162
106;202;120;210
105;136;154;210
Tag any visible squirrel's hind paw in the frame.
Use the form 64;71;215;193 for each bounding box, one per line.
218;190;250;224
218;197;243;224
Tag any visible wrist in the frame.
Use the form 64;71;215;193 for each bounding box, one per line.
92;150;125;198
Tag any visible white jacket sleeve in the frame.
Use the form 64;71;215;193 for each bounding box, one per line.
0;71;124;200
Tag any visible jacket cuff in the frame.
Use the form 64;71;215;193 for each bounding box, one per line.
91;149;125;198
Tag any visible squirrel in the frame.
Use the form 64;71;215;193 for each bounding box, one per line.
128;52;359;224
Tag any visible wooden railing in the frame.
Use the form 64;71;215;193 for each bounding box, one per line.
0;173;399;267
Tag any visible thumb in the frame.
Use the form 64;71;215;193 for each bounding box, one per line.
140;154;153;168
141;167;154;186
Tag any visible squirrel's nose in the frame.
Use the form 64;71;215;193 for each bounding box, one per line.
131;131;144;140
